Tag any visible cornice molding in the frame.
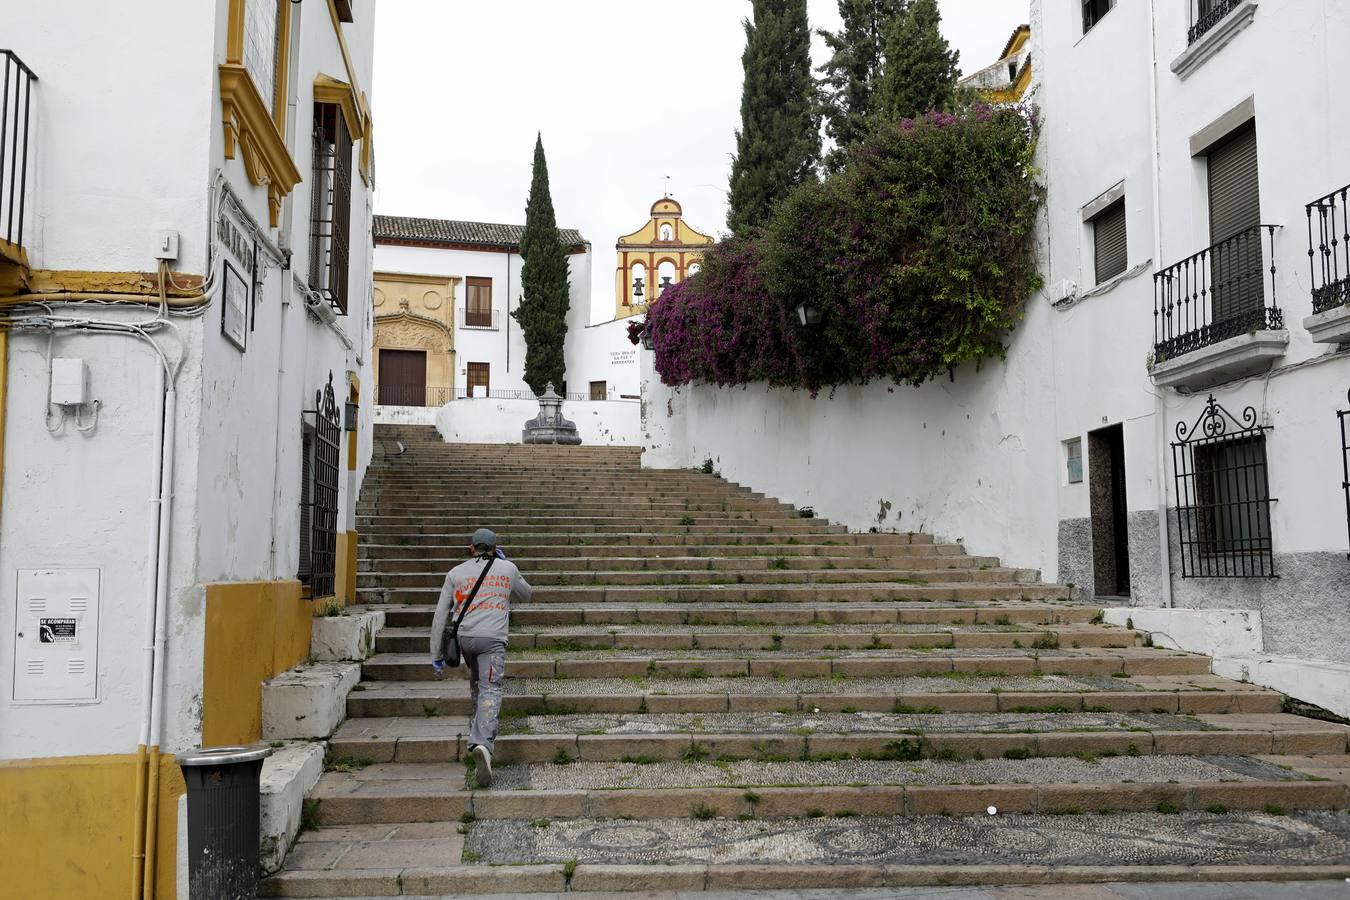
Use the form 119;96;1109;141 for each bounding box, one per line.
219;63;302;227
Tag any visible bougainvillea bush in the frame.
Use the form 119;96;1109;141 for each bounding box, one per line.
647;105;1043;393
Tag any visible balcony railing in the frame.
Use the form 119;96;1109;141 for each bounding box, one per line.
375;384;451;408
1153;225;1282;364
458;307;500;330
0;51;38;250
1307;183;1350;315
1189;0;1241;45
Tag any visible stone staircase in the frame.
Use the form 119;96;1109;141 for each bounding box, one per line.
264;424;1350;896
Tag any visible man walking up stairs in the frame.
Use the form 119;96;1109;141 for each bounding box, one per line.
262;424;1350;897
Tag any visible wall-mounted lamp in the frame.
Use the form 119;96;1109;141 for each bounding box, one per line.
796;302;823;327
344;400;358;432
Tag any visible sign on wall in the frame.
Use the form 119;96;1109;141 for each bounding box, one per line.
610;349;637;366
222;260;249;351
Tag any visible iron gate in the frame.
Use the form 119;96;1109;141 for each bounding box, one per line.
301;373;341;597
1172;395;1276;578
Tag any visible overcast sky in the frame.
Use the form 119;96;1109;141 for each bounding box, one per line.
372;0;1030;315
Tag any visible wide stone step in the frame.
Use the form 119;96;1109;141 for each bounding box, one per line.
358;522;847;537
371;601;1098;628
359;554;1003;573
358;582;1076;605
329;713;1346;766
360;567;1039;589
358;533;932;550
359;542;966;560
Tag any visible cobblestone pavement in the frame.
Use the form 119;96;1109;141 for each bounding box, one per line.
466;811;1350;868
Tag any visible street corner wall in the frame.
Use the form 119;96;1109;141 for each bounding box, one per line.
0;753;184;899
201;580;310;746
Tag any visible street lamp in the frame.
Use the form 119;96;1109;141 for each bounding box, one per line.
641;323;655;350
796;302;823;327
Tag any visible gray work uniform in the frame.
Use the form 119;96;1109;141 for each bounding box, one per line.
430;555;532;753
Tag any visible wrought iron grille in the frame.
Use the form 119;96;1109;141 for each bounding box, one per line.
452;387;591;402
1153;225;1282;364
301;374;341;597
309;102;352;314
375;384;451;407
0;50;37;249
1190;0;1240;45
1172;395;1276;578
1308;183;1350;315
1340;390;1350;559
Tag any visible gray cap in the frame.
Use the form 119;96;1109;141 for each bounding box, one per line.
472;528;498;551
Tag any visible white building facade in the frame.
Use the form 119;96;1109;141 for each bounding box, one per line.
643;0;1350;708
0;1;377;896
373;215;641;442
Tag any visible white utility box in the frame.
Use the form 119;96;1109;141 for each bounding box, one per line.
51;358;90;406
12;569;101;702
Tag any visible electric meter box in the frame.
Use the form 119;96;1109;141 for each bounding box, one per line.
51;358;90;406
12;568;101;702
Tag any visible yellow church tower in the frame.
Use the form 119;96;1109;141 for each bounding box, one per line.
614;197;714;319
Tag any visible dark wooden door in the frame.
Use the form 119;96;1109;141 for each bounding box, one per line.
379;349;427;406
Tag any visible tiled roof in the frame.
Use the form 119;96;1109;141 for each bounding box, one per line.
374;215;587;250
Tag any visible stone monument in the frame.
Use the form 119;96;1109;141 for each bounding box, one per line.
522;383;582;445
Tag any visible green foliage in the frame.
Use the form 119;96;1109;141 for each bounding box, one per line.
513;134;571;394
728;0;821;235
650;105;1043;393
817;0;909;172
876;0;960;121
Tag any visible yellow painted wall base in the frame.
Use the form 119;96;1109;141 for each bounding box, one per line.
0;754;184;899
202;580;311;746
335;530;359;606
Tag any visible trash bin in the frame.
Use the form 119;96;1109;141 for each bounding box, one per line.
178;745;272;900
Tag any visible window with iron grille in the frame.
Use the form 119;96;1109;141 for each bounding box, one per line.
1083;0;1114;33
590;380;607;401
1340;390;1350;559
466;362;490;397
1190;0;1241;45
1092;199;1128;284
1172;395;1275;578
309;102;352;314
300;374;341;597
465;277;493;327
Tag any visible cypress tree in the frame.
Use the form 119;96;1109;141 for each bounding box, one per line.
817;0;909;173
876;0;960;121
727;0;821;236
513;133;572;395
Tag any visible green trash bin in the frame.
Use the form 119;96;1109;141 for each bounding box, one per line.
178;745;272;900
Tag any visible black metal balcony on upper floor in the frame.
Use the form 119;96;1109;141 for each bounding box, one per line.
1153;225;1282;366
1308;183;1350;316
1189;0;1243;45
0;50;37;253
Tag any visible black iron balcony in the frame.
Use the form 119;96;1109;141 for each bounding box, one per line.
0;50;37;251
1308;183;1350;315
1189;0;1241;45
1153;225;1282;364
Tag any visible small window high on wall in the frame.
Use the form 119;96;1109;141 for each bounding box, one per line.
1083;0;1114;33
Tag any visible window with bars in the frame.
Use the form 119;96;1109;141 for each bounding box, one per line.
465;277;493;327
309;102;352;314
1172;395;1275;578
466;362;490;398
1190;0;1242;45
1092;199;1128;284
590;381;608;401
1083;0;1114;33
300;375;341;597
244;0;283;116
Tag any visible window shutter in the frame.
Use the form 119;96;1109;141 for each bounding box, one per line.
1207;124;1260;244
298;427;313;583
1093;201;1128;284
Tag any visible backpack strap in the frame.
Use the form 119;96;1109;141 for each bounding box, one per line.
448;553;496;637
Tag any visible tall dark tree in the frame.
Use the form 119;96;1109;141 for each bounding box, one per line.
727;0;821;236
513;133;571;395
817;0;909;172
876;0;960;121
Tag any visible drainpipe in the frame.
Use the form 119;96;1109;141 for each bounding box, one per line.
1146;0;1175;609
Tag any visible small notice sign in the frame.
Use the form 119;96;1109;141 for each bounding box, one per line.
39;618;77;643
610;349;637;365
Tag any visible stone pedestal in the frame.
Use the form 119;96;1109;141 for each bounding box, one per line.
523;383;582;445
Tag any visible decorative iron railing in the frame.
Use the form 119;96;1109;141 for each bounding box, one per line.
1172;394;1276;578
375;384;451;408
453;387;591;402
0;51;37;250
301;374;341;598
1340;390;1349;559
458;307;500;329
1153;225;1282;364
1307;183;1350;315
1189;0;1241;45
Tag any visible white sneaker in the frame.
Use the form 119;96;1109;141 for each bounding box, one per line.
473;744;492;788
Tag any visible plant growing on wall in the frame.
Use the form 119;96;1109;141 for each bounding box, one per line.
727;0;821;236
647;104;1044;393
513;133;571;395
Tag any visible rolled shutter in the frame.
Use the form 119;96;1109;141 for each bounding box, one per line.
1093;201;1128;284
1207;124;1262;318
